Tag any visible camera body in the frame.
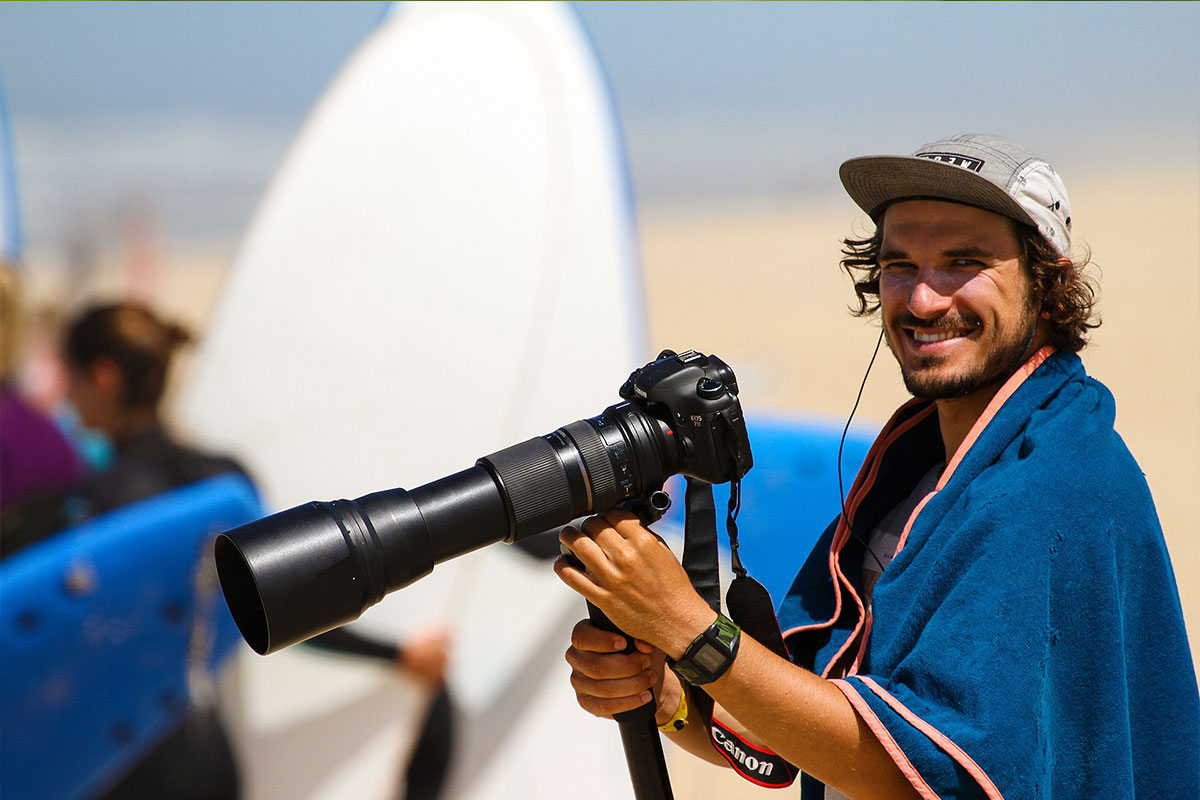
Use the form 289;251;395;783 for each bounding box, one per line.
620;349;752;486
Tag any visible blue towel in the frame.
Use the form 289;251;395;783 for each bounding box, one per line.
778;351;1199;799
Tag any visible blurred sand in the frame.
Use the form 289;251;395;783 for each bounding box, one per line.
19;163;1197;799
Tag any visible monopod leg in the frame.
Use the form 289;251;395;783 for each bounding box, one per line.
585;600;674;800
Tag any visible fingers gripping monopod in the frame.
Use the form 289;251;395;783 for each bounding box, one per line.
563;491;675;800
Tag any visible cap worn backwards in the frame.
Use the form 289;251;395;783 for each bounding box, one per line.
839;133;1072;256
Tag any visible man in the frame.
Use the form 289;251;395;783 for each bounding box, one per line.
554;135;1199;799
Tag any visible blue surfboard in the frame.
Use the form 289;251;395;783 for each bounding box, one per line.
661;414;875;609
0;475;263;799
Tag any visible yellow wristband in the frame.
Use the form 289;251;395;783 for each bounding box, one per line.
657;683;689;732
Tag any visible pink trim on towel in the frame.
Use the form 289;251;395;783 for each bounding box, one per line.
894;346;1053;555
937;346;1054;491
831;679;940;800
847;614;872;676
821;576;865;678
820;405;936;676
893;489;938;562
780;404;936;654
836;401;936;550
857;677;1006;800
846;348;1056;680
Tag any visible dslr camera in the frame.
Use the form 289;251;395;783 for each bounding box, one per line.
215;349;753;655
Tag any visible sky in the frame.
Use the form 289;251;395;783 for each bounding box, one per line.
0;1;1197;247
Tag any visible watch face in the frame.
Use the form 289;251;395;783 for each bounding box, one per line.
672;614;741;685
694;643;726;674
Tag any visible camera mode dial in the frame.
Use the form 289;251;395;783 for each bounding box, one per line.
696;378;725;400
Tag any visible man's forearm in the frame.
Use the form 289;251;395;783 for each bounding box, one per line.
703;636;918;800
555;512;918;798
656;640;917;799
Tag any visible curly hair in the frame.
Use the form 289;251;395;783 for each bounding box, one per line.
840;219;1100;353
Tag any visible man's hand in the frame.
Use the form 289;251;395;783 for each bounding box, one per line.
563;619;672;720
564;618;739;768
553;509;715;658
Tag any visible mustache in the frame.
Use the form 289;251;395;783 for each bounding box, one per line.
891;311;983;330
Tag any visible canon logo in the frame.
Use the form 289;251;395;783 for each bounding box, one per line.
711;726;775;777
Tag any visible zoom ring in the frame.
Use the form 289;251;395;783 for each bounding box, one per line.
483;438;575;540
562;420;618;510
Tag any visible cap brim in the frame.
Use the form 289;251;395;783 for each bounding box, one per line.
839;155;1035;227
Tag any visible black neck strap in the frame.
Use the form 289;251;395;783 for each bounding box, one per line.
682;479;721;613
682;478;788;658
679;478;797;788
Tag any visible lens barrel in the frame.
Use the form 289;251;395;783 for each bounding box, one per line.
215;403;677;654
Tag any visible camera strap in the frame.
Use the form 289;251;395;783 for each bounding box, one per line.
722;480;790;661
681;478;721;614
682;477;798;788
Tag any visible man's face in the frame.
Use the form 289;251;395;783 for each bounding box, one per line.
877;199;1041;401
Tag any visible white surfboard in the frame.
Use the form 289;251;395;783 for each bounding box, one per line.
176;3;647;798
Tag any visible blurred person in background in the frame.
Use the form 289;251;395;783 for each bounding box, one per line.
61;301;249;518
308;625;456;800
59;299;248;799
0;263;87;556
62;300;456;799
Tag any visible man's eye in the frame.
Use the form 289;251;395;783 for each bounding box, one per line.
951;259;985;268
880;262;915;272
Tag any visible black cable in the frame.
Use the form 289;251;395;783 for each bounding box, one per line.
838;327;886;572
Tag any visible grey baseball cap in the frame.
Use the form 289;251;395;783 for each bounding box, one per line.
839;134;1072;256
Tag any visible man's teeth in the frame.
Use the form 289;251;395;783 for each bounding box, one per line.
913;330;969;343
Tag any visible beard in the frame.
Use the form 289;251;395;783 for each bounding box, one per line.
886;304;1040;401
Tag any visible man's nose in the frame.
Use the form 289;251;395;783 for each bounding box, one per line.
906;270;953;319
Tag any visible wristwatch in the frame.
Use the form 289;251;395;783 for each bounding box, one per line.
668;613;741;685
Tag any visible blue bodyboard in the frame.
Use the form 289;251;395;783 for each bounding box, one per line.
0;474;263;799
663;414;874;609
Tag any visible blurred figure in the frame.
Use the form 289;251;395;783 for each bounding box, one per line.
61;301;249;517
59;299;458;800
308;626;456;800
61;300;458;799
59;299;247;800
0;263;87;556
310;627;452;691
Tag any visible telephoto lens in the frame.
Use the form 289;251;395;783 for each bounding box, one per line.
215;349;751;656
214;403;679;655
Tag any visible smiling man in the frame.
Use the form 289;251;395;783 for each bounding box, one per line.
555;135;1199;799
